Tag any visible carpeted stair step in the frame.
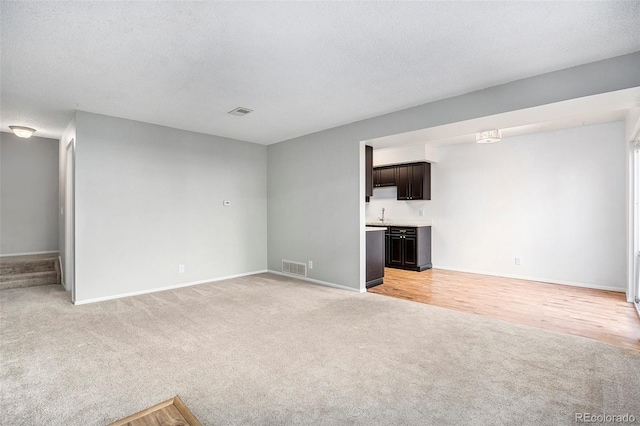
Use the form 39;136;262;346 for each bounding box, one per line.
0;253;61;290
0;258;57;275
0;271;59;290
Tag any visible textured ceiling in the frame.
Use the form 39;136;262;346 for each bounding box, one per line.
1;1;639;144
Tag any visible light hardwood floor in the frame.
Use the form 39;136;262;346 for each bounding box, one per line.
369;268;640;352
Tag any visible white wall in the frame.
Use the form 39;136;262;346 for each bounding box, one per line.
73;112;267;302
0;132;59;255
366;187;432;225
373;144;438;166
429;122;626;291
268;53;639;293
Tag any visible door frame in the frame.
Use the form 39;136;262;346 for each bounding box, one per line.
64;139;75;303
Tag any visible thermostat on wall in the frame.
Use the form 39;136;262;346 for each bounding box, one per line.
223;200;231;206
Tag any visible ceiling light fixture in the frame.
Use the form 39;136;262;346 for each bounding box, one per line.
9;126;36;138
476;129;502;144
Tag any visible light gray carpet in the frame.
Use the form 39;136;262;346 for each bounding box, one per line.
1;273;639;425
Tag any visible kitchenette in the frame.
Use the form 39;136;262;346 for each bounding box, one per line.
364;145;433;288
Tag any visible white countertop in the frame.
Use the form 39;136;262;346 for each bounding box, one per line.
365;226;387;232
366;220;432;227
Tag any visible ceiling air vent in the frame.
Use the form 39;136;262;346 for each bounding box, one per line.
228;107;253;116
282;260;307;278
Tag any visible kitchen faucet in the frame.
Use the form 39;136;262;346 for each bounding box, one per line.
379;208;385;224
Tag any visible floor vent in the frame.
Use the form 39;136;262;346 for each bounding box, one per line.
282;260;307;277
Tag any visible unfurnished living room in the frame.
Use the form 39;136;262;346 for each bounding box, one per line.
1;2;640;425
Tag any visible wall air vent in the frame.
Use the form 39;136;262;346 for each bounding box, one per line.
282;260;307;277
228;107;253;116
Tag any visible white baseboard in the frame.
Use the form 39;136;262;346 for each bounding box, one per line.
0;250;59;258
73;270;268;305
433;265;626;293
267;270;364;293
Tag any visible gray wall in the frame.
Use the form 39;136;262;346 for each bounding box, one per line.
0;132;59;255
267;52;640;291
73;112;267;302
267;127;362;289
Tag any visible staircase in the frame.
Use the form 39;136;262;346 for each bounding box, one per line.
0;253;61;291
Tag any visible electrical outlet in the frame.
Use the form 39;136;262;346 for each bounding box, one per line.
514;257;521;266
308;260;313;269
178;264;185;273
419;209;425;217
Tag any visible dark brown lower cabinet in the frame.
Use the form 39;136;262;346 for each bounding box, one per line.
366;229;385;288
385;226;432;271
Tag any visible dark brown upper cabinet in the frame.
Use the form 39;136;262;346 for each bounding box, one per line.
365;145;373;202
373;166;396;187
396;162;431;200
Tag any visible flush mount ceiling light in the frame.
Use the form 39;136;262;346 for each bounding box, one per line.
228;107;253;116
9;126;36;138
476;129;502;144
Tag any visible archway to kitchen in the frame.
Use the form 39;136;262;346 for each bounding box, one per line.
360;91;640;351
